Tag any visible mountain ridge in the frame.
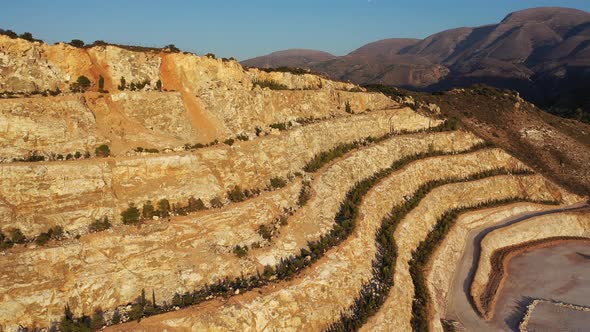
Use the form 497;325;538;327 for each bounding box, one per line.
242;7;590;121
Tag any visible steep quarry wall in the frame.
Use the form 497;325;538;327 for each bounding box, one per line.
0;108;433;236
0;129;472;329
0;180;302;330
471;211;590;317
0;95;102;160
361;174;575;332
109;149;539;331
0;36;396;159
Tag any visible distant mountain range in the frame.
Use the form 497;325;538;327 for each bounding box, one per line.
243;7;590;120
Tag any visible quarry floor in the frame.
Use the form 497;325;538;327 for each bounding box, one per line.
445;205;590;332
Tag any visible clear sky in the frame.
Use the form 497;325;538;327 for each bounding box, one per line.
1;0;589;60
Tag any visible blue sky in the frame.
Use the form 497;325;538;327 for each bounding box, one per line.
1;0;589;60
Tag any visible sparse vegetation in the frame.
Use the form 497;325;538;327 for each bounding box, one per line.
252;79;288;90
34;226;63;245
89;217;112;233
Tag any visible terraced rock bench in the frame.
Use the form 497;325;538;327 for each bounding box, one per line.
0;108;433;236
0;128;478;329
106;147;536;330
360;174;573;332
470;210;590;320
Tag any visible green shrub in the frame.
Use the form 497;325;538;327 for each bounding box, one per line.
70;75;91;92
236;133;249;141
187;196;205;212
142;200;155;219
118;77;126;91
158;199;171;217
19;32;34;42
298;182;312;206
224;138;235;146
10;229;26;244
345;101;353;114
258;224;272;241
233;245;248;258
98;75;105;92
269;122;287;131
95;144;110;157
35;232;51;245
121;204;141;224
69;39;85;48
227;185;246;202
156;79;162;91
270;177;287;189
253;79;288;90
209;197;223;209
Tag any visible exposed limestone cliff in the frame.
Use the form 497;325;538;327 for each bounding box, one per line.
0;109;431;236
107;151;544;331
0;35;395;160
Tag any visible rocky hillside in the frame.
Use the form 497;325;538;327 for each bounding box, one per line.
243;7;590;122
0;31;588;332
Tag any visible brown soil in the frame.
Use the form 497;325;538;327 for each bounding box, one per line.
478;237;590;319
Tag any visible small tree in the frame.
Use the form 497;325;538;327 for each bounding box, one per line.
210;197;223;209
142;200;155;219
227;185;245;202
89;217;111;233
90;308;105;330
75;75;92;92
270;177;287;189
98;75;105;92
95;144;110;157
10;229;26;244
187;196;205;212
121;204;140;224
19;32;34;42
345;101;353;114
158;199;171;217
111;309;121;324
69;39;85;48
118;76;126;91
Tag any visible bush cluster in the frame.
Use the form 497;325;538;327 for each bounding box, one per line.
252;79;288;90
89;217;112;233
34;225;64;245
